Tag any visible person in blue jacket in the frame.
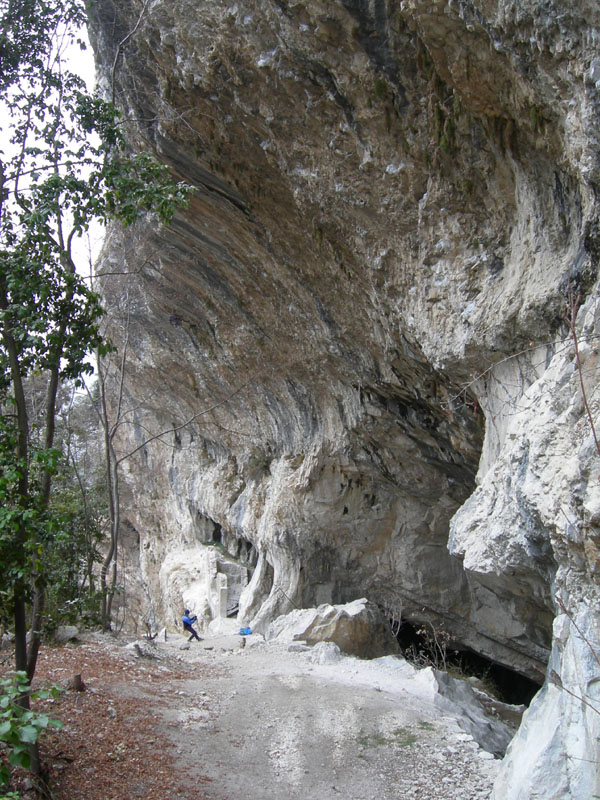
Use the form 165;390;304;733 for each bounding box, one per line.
182;609;202;642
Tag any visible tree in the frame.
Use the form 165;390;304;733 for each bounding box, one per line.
0;0;189;715
43;383;107;628
91;285;132;629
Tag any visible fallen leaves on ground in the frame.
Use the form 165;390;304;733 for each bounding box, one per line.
0;635;221;800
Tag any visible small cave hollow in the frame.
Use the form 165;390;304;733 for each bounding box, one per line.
221;530;258;568
394;619;540;707
194;511;258;569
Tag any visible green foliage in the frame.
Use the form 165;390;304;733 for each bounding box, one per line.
390;727;418;747
0;672;62;787
416;37;435;81
373;78;388;100
0;0;86;92
440;114;457;154
42;459;106;630
0;0;191;674
36;488;94;622
0;419;55;604
529;103;545;133
357;727;418;748
247;448;271;477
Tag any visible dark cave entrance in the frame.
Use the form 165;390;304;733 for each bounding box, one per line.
211;522;222;544
394;619;541;707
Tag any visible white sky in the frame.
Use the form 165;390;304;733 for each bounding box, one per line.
67;29;106;274
0;24;104;274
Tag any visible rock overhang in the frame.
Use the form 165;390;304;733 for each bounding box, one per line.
88;3;600;796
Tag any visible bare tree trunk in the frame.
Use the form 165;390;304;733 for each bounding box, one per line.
98;355;121;630
94;287;132;630
14;586;28;675
27;587;44;683
104;450;120;626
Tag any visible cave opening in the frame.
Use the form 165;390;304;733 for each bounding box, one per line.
212;522;222;544
395;619;540;707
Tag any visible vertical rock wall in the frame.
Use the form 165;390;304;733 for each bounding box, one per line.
89;1;600;796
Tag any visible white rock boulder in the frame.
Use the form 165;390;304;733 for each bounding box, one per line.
266;598;399;659
54;625;79;644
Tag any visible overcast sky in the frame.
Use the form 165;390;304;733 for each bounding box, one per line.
67;28;106;272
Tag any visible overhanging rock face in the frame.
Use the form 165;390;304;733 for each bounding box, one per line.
88;2;600;796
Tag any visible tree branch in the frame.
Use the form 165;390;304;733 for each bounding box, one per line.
111;0;152;102
116;380;252;465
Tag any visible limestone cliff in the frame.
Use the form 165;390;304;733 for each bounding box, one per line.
88;1;600;797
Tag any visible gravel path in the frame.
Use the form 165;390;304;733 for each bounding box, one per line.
153;632;500;800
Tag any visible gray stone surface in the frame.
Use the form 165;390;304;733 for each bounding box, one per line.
54;625;79;644
151;632;504;799
267;598;400;658
88;1;600;797
310;641;343;665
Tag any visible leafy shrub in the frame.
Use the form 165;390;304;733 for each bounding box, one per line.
0;672;62;788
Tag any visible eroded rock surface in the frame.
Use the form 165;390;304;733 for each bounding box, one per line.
266;598;400;658
88;1;600;797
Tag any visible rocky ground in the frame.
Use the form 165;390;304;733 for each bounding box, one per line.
1;631;503;799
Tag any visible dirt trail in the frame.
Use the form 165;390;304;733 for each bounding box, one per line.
144;632;500;800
